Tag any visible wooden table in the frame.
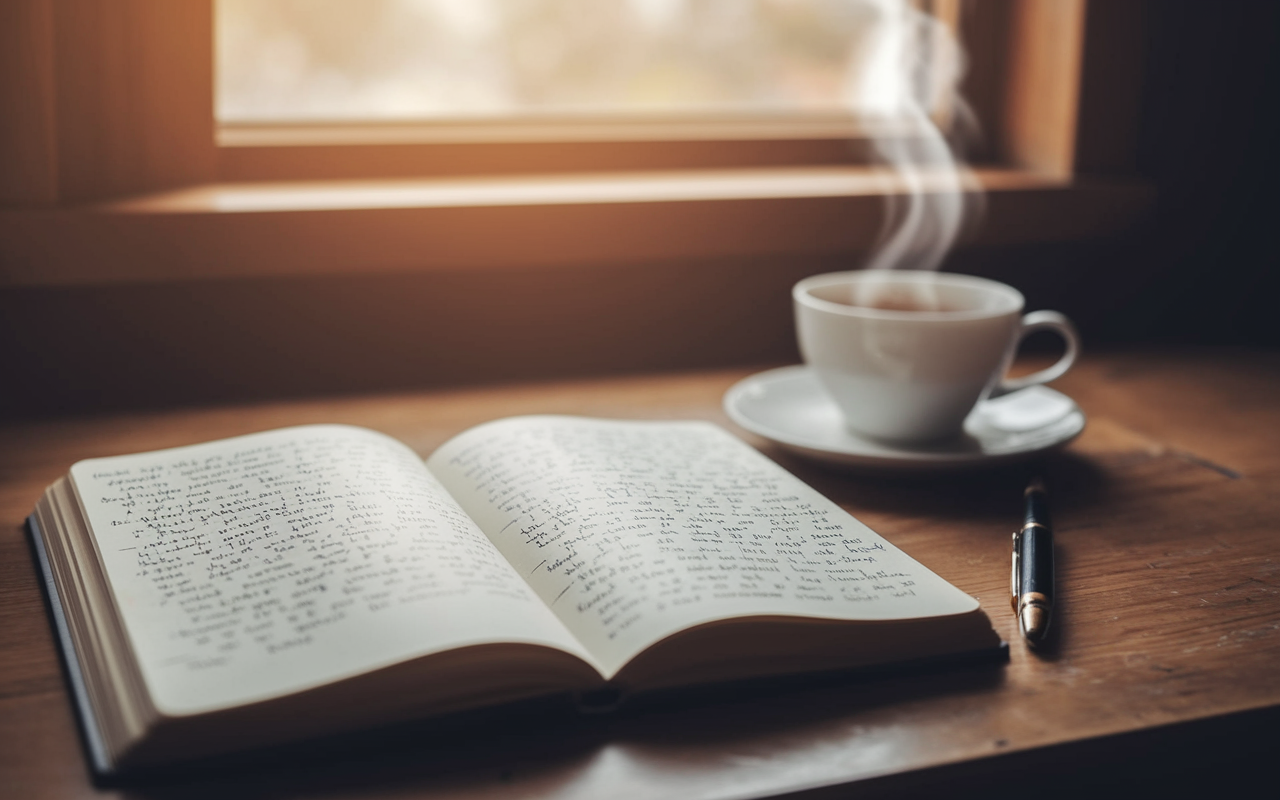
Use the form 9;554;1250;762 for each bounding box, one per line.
3;349;1278;799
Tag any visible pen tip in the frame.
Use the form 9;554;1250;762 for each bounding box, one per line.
1020;603;1050;646
1026;476;1046;495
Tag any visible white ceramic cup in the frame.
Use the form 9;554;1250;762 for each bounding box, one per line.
793;270;1080;444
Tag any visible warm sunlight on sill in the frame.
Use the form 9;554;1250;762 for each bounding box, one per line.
107;167;1023;214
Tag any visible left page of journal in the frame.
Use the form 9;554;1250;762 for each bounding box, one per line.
67;425;596;717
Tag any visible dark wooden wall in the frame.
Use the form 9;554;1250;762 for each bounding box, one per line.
1086;0;1280;345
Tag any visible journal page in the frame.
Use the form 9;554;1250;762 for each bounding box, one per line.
427;416;979;678
71;425;594;716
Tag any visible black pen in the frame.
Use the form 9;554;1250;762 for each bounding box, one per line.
1011;476;1054;647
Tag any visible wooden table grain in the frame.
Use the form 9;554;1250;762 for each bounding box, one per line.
2;349;1278;799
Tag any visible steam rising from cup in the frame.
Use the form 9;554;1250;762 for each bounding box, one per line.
844;0;983;277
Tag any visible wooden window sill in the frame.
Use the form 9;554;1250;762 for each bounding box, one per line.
0;167;1151;288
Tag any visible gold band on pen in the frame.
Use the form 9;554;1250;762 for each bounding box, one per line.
1018;591;1051;611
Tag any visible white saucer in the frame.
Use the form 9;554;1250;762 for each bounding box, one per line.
723;365;1085;472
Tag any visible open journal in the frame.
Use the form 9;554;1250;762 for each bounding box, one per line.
28;417;1001;775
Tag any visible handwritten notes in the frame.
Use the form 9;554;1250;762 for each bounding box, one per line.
72;426;582;714
428;417;972;673
67;418;976;707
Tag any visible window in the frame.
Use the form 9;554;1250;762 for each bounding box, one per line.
213;0;972;182
216;0;946;122
0;0;1148;287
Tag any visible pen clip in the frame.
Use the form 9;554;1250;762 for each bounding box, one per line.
1010;530;1021;612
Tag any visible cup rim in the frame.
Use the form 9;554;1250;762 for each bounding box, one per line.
793;270;1025;321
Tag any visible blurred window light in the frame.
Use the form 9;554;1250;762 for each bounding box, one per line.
216;0;936;123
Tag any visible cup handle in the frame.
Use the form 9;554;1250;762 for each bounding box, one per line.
993;310;1081;397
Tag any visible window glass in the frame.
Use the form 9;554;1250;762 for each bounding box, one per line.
216;0;938;123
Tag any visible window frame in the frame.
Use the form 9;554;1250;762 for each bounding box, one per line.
0;0;1149;288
